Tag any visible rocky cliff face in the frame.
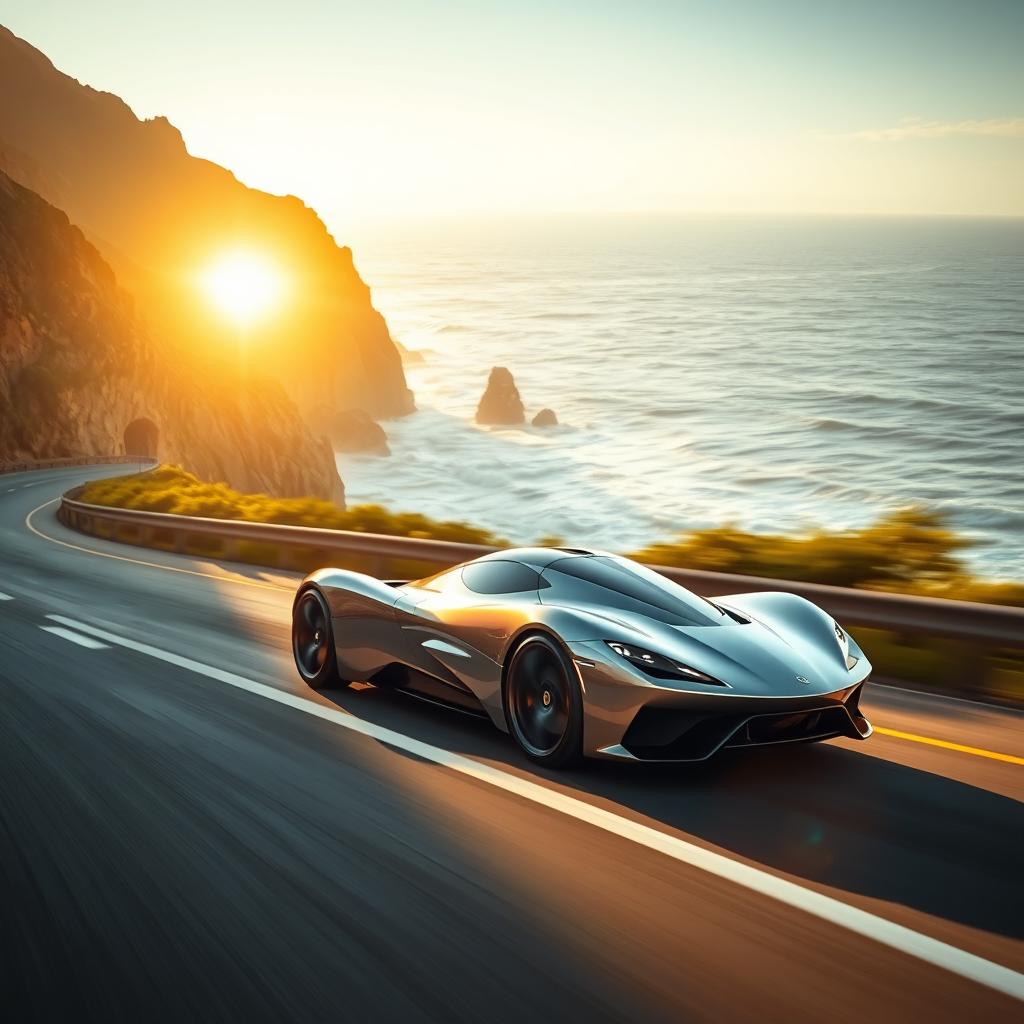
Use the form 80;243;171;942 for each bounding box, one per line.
0;25;413;422
0;171;344;502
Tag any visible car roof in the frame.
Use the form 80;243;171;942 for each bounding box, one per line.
473;546;607;569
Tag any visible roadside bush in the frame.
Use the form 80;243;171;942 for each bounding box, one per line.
79;465;502;546
630;509;1024;608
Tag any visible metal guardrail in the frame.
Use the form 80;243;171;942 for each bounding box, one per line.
1;455;155;475
57;491;1024;649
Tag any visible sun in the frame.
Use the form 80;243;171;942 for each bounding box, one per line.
199;249;286;327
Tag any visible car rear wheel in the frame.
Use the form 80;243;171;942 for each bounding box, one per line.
292;588;339;689
505;633;583;768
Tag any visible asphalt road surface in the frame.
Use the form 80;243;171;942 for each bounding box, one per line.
1;465;1021;1022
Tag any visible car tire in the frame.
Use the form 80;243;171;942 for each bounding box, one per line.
504;633;583;768
292;587;340;690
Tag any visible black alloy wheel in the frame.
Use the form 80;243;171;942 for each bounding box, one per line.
292;588;338;689
505;633;583;767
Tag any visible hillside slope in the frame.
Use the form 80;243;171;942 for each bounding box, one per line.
0;170;344;502
0;24;413;424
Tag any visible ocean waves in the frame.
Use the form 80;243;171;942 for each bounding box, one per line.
344;216;1024;578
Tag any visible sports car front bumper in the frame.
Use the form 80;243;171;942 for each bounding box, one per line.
568;640;872;762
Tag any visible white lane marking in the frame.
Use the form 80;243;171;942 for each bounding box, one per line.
0;591;13;601
45;614;1024;1001
40;625;109;650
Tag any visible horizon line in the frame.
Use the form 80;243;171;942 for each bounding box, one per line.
338;207;1024;228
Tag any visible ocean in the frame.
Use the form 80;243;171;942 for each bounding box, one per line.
340;215;1024;579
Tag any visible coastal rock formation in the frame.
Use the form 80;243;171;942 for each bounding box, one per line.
476;367;525;425
394;338;426;365
532;408;558;427
328;409;390;456
0;25;413;423
0;171;344;502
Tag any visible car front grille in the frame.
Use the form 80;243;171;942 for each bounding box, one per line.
620;695;868;761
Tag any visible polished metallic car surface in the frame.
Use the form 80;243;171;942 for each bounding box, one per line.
291;547;872;766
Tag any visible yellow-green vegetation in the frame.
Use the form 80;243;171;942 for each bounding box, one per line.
79;465;500;545
630;509;1024;608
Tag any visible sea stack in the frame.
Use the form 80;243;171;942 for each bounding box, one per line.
476;367;525;425
532;408;558;427
329;410;391;456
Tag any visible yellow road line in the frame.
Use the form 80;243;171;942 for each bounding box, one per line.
24;497;1024;768
874;726;1023;765
25;498;292;594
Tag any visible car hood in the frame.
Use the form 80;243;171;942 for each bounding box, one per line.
543;599;863;696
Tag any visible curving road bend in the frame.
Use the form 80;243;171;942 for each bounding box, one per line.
1;465;1021;1022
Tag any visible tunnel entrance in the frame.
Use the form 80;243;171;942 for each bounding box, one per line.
123;418;159;458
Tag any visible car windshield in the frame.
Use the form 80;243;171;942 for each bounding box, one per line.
541;555;722;627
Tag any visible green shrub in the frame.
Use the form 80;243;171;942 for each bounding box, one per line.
80;465;502;547
630;509;1024;607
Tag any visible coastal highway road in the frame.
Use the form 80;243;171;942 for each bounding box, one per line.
1;466;1021;1022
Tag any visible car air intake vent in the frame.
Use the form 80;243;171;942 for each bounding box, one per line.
556;547;593;555
715;603;752;624
622;707;746;760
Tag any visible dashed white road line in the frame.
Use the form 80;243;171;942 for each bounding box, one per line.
40;624;109;649
43;612;1024;1001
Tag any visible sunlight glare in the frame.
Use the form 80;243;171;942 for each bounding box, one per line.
200;250;286;327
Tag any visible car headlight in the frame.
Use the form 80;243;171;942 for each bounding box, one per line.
605;641;725;685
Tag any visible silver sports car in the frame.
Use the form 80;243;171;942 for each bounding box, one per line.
291;547;872;767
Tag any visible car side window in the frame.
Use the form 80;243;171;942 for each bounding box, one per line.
461;560;543;595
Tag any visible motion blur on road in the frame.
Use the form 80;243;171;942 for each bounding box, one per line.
1;465;1021;1022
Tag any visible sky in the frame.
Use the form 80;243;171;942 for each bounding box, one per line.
4;0;1023;231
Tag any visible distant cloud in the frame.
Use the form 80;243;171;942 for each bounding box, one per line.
828;118;1024;142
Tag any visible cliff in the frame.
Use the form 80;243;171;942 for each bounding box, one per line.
0;170;344;502
0;24;413;423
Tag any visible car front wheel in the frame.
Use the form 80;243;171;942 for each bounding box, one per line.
504;633;583;768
